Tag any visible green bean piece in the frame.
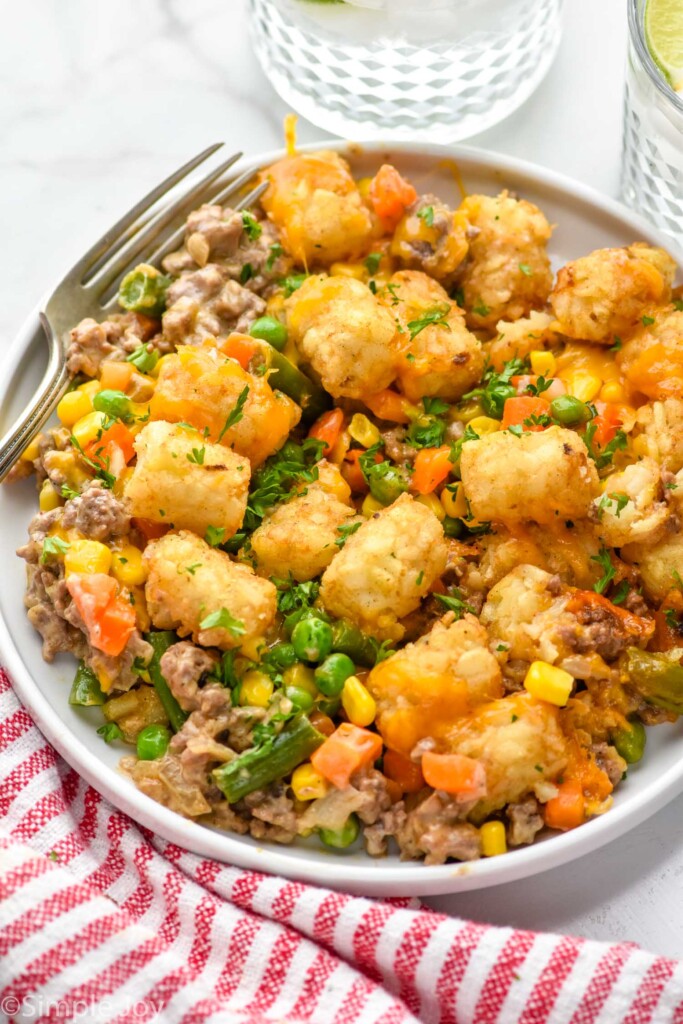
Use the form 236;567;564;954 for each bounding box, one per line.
118;263;171;317
144;631;188;732
550;395;592;426
212;714;325;803
291;617;334;663
315;653;355;698
330;619;377;668
319;814;360;849
366;463;411;506
264;642;298;671
611;717;647;764
249;338;330;423
136;723;171;760
93;389;134;423
625;647;683;715
284;605;331;638
249;316;288;351
69;661;105;706
442;516;464;538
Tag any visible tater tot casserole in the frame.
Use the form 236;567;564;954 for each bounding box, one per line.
10;146;683;865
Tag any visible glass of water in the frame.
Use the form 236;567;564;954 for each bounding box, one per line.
248;0;564;142
620;0;683;243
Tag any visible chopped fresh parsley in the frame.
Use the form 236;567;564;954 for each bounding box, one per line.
665;608;680;630
407;304;451;341
364;252;382;275
97;723;123;744
582;424;628;470
597;491;629;520
335;521;362;548
70;434;115;489
417;205;434;227
472;298;491;317
674;299;683;312
241;211;262;241
187;446;206;465
272;576;320;614
591;546;616;595
452;286;465;307
527;375;553;397
407;397;449;449
609;336;623;352
519;263;533;276
611;580;630;605
641;314;655;326
266;242;284;271
423;397;450;416
40;536;70;564
281;273;308;297
205;526;227;547
672;569;683;590
200;607;246;638
217;386;249;442
240;262;254;284
61;484;79;500
243;438;325;533
185;563;202;576
523;413;552;428
385;282;401;305
435;590;475;620
463;356;527;420
415;570;424;586
449;423;480;464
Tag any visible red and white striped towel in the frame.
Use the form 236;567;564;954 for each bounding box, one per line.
2;666;683;1024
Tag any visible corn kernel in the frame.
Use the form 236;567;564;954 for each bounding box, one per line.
416;492;446;521
362;494;385;517
21;436;42;463
71;411;108;449
39;480;62;512
57;389;95;427
632;435;651;458
342;675;377;727
566;372;602;403
282;663;318;698
349;413;381;449
111;545;147;587
357;176;373;199
329;428;351;466
441;483;468;519
468;416;500;436
239;670;274;708
77;379;102;398
240;635;267;662
480;820;507;857
457;401;484;423
530;350;556;377
523;660;574;706
291;763;329;801
599;380;626;404
64;539;112;577
330;261;366;280
130;585;151;632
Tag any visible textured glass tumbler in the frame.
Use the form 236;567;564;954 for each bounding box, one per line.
621;0;683;244
248;0;564;142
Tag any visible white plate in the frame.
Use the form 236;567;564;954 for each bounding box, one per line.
2;141;683;898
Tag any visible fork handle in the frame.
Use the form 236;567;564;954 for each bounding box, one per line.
0;314;71;483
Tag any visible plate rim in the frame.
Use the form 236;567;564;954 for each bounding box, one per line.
2;138;683;897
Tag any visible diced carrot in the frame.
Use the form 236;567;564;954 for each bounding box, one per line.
84;421;136;467
342;448;381;494
363;389;412;424
99;361;134;392
383;749;425;793
411;446;453;494
421;752;487;799
308;408;345;458
544;779;585;831
219;335;259;370
566;589;654;644
511;375;566;400
311;722;383;789
132;517;168;541
501;396;550;431
653;590;683;650
591;402;622;447
368;164;418;224
66;573;136;657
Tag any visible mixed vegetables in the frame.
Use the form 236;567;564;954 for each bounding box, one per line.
10;144;683;864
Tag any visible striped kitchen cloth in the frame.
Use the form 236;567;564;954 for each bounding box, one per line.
2;666;683;1024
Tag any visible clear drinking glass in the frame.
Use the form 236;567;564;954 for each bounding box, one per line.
248;0;564;142
620;0;683;243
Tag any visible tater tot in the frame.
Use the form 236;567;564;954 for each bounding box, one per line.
622;531;683;603
367;615;503;755
445;693;568;819
616;305;683;399
550;244;676;345
591;458;669;548
320;493;448;641
124;421;250;538
457;191;553;331
251;488;361;582
460;426;599;525
149;344;300;467
390;194;469;281
260;151;373;267
144;531;277;650
286;275;399;400
378;270;484;402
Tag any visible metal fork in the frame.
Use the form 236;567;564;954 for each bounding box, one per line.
0;143;269;483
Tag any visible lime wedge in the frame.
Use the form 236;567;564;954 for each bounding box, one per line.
645;0;683;91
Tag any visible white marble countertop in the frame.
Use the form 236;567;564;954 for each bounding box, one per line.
2;0;683;960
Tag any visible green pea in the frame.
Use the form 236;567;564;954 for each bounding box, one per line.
265;642;298;671
136;723;170;760
93;389;134;424
315;652;355;698
442;516;464;538
319;814;360;849
316;696;341;718
291;616;334;663
367;463;411;506
285;685;315;711
611;717;646;764
250;316;288;351
550;394;591;426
